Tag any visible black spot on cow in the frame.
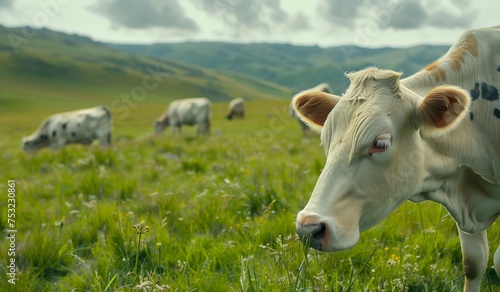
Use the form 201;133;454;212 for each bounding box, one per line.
470;83;480;101
469;112;474;121
497;66;500;72
62;123;67;130
494;108;500;119
480;82;499;101
470;82;499;101
52;130;57;138
71;132;76;137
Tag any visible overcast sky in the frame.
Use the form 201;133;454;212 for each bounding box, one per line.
0;0;498;48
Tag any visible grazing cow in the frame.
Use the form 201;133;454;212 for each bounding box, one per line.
293;26;500;291
22;105;112;152
154;97;211;136
290;83;332;136
226;97;245;120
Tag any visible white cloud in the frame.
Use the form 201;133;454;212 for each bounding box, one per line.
0;0;497;47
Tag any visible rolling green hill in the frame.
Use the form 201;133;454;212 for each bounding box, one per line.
0;25;293;115
109;42;450;93
0;24;452;113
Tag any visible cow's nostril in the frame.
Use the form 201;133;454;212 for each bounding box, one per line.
296;221;328;250
312;223;326;241
296;221;327;240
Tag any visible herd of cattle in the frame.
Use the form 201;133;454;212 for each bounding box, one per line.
21;90;313;152
22;95;252;152
20;26;500;291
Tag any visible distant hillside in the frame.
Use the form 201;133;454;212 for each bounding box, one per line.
109;42;450;93
0;26;293;114
0;24;452;115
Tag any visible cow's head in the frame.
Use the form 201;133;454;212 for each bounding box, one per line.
154;118;169;135
294;68;470;251
22;119;52;152
22;134;50;152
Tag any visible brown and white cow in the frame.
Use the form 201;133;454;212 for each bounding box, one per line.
293;26;500;291
290;83;332;136
154;97;211;136
226;97;245;120
22;106;112;152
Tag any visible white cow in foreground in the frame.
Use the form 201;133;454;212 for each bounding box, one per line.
226;97;245;120
22;106;112;152
293;26;500;291
154;97;211;136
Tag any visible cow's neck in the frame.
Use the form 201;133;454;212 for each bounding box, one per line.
423;105;500;182
402;66;476;96
404;66;500;184
418;162;500;233
400;62;500;232
412;120;500;233
401;71;442;96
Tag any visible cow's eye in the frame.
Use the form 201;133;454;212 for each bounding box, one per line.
374;139;389;149
369;134;391;155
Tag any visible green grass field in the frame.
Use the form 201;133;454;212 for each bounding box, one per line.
1;98;500;291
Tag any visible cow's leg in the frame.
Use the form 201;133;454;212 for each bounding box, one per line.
106;131;112;146
97;119;111;147
205;119;210;135
51;138;66;149
99;131;111;147
197;123;205;136
458;228;488;292
172;124;181;136
494;244;500;277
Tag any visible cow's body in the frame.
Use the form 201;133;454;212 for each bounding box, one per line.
226;97;245;120
155;97;211;136
293;26;500;291
290;83;332;136
22;106;112;152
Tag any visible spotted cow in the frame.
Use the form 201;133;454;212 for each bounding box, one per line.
154;97;211;136
22;105;112;152
293;26;500;291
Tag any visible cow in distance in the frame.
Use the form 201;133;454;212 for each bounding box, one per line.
226;97;245;120
154;97;211;136
22;105;112;152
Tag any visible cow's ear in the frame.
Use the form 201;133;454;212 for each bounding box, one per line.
418;85;471;134
293;89;341;132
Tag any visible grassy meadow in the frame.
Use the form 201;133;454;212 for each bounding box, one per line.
1;25;500;292
1;98;500;292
